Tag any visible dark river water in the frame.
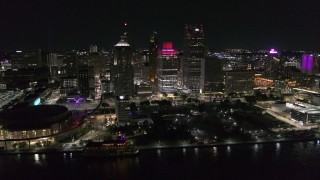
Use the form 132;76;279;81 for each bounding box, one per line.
1;141;320;180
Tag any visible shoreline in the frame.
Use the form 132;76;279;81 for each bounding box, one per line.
138;137;320;150
1;137;319;155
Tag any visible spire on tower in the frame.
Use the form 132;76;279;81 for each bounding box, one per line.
123;22;128;36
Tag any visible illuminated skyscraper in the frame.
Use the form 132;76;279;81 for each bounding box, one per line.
157;42;179;93
183;24;205;93
111;35;134;96
264;49;281;79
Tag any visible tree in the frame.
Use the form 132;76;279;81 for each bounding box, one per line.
140;100;150;107
187;98;192;104
181;94;188;105
102;102;109;108
198;103;206;112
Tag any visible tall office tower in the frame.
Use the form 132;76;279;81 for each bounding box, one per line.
149;31;159;88
141;50;151;83
78;65;95;98
133;49;150;84
111;35;134;96
157;42;179;93
183;24;205;93
264;49;282;79
89;45;98;53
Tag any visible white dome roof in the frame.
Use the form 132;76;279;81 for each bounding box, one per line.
115;36;130;47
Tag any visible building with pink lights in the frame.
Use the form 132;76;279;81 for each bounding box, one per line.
264;48;282;79
301;54;313;75
157;42;180;93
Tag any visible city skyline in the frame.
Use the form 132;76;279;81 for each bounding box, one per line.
1;0;320;51
2;1;320;179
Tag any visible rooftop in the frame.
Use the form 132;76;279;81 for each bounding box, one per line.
115;36;130;47
0;105;69;131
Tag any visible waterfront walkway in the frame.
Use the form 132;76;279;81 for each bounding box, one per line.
1;137;320;155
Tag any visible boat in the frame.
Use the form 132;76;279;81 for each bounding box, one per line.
83;136;139;158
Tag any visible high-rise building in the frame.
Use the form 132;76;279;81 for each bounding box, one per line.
183;24;206;93
111;35;134;96
78;65;95;98
149;31;159;89
264;49;282;79
133;49;150;84
157;42;179;93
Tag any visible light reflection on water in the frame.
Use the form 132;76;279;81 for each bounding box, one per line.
276;142;281;156
194;148;199;156
41;154;46;161
226;146;231;156
2;141;320;179
254;144;259;152
157;149;161;158
182;148;186;155
15;154;21;161
34;154;40;164
251;144;259;158
211;147;217;157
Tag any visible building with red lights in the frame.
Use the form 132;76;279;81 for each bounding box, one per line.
157;42;180;93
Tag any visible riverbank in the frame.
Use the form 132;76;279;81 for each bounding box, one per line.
137;137;320;150
0;148;83;155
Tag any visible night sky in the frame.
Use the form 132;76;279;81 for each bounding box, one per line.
1;0;320;51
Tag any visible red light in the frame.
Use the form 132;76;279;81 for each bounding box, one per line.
160;42;178;55
163;42;173;49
